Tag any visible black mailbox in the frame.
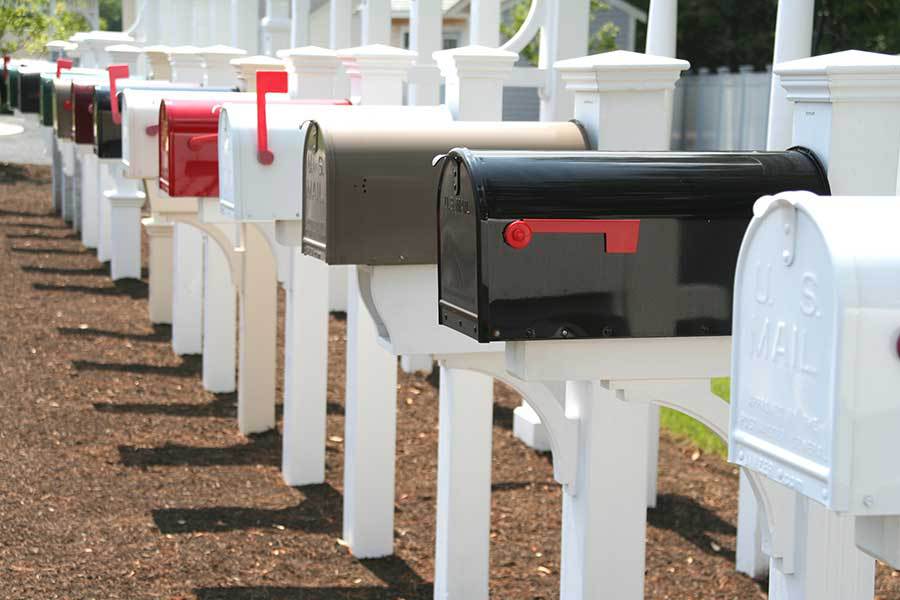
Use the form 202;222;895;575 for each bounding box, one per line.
437;148;830;342
39;74;55;126
18;70;41;113
301;120;589;265
8;65;19;110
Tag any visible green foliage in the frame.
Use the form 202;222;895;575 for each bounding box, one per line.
99;0;121;31
0;0;90;56
628;0;900;70
658;378;730;458
500;0;620;66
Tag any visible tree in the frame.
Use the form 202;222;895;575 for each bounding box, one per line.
0;1;90;56
500;0;620;66
99;0;122;31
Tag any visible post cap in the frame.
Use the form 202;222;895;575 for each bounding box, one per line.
433;44;518;81
776;50;900;103
46;40;77;51
555;50;690;93
338;44;416;78
105;44;142;54
276;46;342;73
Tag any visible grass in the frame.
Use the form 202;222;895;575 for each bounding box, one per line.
658;377;730;457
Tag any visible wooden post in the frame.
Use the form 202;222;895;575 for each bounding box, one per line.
361;0;391;46
408;0;442;106
106;163;145;281
469;0;501;47
765;0;814;152
143;216;174;324
202;229;237;393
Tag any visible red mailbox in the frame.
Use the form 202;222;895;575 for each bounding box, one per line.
72;81;96;145
159;95;351;198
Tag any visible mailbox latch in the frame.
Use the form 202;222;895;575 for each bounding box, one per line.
780;204;798;267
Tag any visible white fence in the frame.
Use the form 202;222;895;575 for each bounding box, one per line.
672;66;772;151
500;66;774;152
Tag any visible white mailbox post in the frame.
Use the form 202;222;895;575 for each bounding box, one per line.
730;49;900;600
496;51;710;600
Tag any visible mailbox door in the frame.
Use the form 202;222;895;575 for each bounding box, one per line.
93;88;120;159
159;99;220;197
437;149;831;342
40;76;54;126
301;119;589;265
9;68;19;109
72;83;95;144
19;71;41;113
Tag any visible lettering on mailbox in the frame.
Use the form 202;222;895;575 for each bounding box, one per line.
733;208;835;492
302;122;328;259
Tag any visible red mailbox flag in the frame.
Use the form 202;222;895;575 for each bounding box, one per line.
107;64;130;125
56;58;72;78
256;70;288;165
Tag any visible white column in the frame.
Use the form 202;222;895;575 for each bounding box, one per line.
408;0;442;105
278;44;342;486
143;46;173;81
434;365;494;598
237;224;278;435
262;0;292;56
645;0;678;57
51;137;62;213
281;250;329;485
361;0;391;46
431;45;516;600
79;151;99;248
169;47;206;84
469;0;501;47
342;266;398;557
736;470;769;577
560;381;650;598
106;45;143;78
336;44;414;559
761;49;900;600
208;0;233;46
171;223;204;355
231;0;260;54
143;217;174;324
330;0;353;49
231;54;286;91
554;49;688;600
202;231;237;393
538;0;591;121
201;46;247;87
765;0;814;152
106;164;145;281
291;0;311;47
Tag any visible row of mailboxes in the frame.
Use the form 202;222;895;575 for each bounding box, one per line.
92;83;232;161
299;119;589;266
435;148;830;342
121;89;242;180
226;105;457;228
159;98;350;198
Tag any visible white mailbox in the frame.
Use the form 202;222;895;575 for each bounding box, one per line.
121;89;246;180
730;191;900;515
219;104;453;223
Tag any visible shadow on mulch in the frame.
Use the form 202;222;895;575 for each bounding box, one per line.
118;430;276;468
7;231;80;240
25;264;109;276
33;279;148;299
649;493;738;562
95;392;236;418
72;353;202;377
153;482;342;535
195;556;431;599
0;163;51;185
60;323;170;342
0;220;72;229
10;246;86;255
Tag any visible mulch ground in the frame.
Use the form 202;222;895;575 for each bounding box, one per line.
0;163;898;599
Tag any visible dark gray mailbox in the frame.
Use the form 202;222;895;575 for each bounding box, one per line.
436;148;830;342
300;120;589;265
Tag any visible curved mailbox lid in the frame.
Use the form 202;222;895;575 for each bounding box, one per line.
121;88;246;180
163;97;350;199
7;63;20;109
223;105;461;228
18;69;48;113
300;119;588;266
93;82;227;160
730;191;900;515
435;148;831;343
